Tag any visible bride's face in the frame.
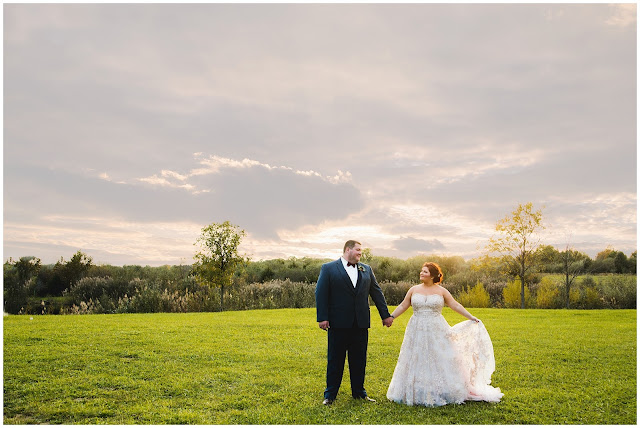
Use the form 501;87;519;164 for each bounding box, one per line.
419;266;432;281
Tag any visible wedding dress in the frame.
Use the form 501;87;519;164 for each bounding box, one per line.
387;293;503;406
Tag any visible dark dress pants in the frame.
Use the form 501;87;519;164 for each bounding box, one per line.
324;327;369;399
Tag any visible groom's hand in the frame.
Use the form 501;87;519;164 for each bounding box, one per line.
382;317;394;327
318;321;330;331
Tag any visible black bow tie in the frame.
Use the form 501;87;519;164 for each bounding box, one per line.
347;262;357;267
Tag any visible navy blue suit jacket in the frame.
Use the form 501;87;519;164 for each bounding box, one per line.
315;259;391;328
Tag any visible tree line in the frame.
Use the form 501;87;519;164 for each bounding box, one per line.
3;245;636;315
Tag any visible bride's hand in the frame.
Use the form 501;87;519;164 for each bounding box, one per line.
470;316;480;323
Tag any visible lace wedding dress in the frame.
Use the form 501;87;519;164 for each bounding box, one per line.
387;293;503;406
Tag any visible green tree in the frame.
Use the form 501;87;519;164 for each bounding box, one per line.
12;256;42;288
591;247;633;274
534;245;562;272
48;251;93;295
486;202;545;309
3;256;41;314
469;255;503;283
65;251;93;281
613;251;629;274
360;248;373;264
628;251;637;274
193;221;248;312
595;247;615;260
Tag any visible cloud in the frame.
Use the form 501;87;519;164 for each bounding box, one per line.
3;216;202;266
134;154;354;197
392;237;446;254
138;171;196;192
5;154;364;242
188;154;352;185
605;4;636;27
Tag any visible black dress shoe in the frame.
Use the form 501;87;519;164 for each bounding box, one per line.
322;398;334;405
356;396;376;402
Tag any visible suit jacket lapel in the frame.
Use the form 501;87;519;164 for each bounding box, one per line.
355;265;366;293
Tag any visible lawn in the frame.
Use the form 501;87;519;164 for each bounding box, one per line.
3;308;636;424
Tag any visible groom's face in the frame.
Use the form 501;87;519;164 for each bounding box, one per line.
345;244;362;264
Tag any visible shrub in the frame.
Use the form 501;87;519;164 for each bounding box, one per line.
23;268;638;313
379;281;412;306
25;296;67;315
4;277;32;315
482;280;507;307
583;287;604;309
442;280;464;299
65;276;109;305
596;275;636;309
536;276;562;309
134;285;166;313
503;279;533;308
581;276;597;288
113;286;218;314
456;282;491;308
65;276;136;307
566;277;605;309
64;299;99;315
279;280;316;308
569;288;581;307
226;280;316;311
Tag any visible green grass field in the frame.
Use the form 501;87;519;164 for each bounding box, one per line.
3;308;636;424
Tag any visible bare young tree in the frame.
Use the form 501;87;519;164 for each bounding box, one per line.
560;243;588;309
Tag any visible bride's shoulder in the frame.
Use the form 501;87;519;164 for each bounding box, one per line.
437;285;452;295
406;285;421;295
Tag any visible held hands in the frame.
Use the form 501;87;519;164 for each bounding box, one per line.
319;318;395;329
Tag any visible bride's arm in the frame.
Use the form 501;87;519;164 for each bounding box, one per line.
442;288;479;322
390;286;415;319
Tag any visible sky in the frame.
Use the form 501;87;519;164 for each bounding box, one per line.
3;3;637;266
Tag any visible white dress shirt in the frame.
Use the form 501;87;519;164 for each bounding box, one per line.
341;257;358;287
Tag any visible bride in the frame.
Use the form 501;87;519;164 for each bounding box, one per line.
387;262;503;407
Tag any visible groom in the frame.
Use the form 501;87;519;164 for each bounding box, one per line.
315;240;394;405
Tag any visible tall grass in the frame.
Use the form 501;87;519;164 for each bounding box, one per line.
3;308;636;424
23;274;636;315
